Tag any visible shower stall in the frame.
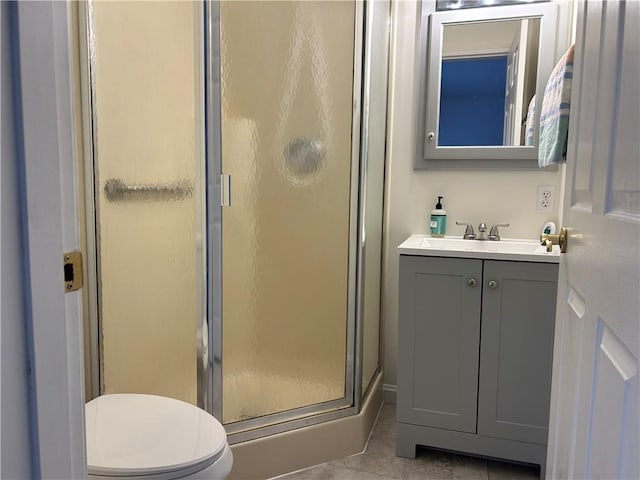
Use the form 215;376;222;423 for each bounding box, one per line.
79;0;390;446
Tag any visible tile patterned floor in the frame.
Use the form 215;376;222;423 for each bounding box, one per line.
276;404;540;480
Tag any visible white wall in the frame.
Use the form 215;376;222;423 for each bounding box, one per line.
382;0;572;391
443;20;519;56
1;2;33;477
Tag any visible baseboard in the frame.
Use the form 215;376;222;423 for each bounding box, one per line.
383;383;397;404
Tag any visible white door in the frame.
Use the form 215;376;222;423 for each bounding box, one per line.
503;19;527;145
547;1;639;479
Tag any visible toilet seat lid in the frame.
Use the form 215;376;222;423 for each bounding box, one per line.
85;394;227;477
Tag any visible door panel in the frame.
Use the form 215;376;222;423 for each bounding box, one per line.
90;1;205;404
547;0;639;478
219;1;357;425
607;4;640;219
550;287;590;479
587;324;639;478
570;1;602;211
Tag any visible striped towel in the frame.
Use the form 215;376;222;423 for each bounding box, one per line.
538;45;575;168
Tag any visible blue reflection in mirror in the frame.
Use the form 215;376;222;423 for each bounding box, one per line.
438;56;507;146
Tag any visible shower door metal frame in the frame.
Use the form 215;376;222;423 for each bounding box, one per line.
204;0;367;443
356;0;391;404
79;0;377;439
78;0;104;400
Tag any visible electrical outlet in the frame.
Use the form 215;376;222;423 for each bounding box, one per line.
536;185;556;212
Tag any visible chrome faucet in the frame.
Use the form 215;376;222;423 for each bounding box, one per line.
476;222;489;240
489;223;510;241
457;221;510;240
455;222;476;239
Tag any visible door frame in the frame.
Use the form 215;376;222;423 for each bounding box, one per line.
11;2;87;477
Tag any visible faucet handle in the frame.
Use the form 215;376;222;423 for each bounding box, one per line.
489;223;510;240
456;221;476;239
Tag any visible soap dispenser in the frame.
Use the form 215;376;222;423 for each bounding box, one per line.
430;196;447;237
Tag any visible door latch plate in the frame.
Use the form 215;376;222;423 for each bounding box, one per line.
63;252;83;292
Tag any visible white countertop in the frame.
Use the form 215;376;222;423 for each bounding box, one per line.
398;234;560;263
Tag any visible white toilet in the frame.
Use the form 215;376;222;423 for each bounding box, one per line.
85;394;233;479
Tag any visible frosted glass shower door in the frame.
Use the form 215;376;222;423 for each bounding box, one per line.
89;2;205;405
220;1;357;424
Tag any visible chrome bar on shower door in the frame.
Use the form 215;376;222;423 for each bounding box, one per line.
104;178;194;201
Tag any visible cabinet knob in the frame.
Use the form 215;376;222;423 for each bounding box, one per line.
467;278;478;288
488;280;498;289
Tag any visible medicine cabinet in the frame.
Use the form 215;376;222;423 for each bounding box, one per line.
415;2;559;168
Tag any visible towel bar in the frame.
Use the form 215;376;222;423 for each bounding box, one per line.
104;178;193;202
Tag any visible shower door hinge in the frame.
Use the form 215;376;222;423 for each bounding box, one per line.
63;251;83;293
221;174;231;207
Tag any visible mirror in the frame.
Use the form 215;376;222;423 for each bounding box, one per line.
419;2;558;165
439;18;540;147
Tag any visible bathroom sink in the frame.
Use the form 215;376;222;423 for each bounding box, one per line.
398;235;560;263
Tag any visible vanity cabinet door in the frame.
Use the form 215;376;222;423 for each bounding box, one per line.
398;255;482;433
478;260;558;445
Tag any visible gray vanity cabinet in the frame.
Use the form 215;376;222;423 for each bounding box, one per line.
397;254;558;472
